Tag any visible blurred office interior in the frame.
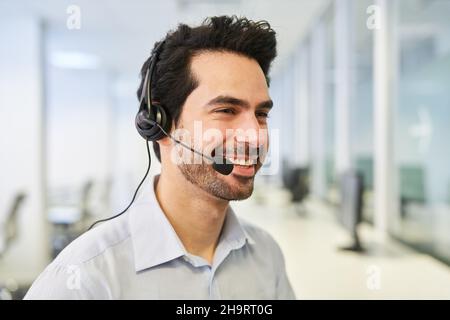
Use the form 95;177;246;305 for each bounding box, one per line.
1;0;450;299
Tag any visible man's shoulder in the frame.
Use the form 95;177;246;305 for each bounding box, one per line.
238;218;282;252
25;214;133;299
52;214;132;268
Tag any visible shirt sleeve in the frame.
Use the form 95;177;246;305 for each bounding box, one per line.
24;263;97;300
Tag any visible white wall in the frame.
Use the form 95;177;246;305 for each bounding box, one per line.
0;16;49;283
46;68;111;189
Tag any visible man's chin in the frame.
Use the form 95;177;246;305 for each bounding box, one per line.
178;162;256;201
214;163;262;200
219;174;255;200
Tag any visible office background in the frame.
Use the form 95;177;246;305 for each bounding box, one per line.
1;0;450;299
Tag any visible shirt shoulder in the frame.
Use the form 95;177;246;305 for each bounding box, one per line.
238;218;296;300
24;214;132;300
239;218;281;251
53;213;132;268
238;218;287;269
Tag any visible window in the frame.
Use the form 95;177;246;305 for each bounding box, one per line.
392;0;450;263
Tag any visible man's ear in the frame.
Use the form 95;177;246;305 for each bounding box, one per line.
158;135;171;147
158;120;176;147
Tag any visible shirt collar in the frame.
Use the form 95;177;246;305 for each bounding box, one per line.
129;175;186;272
128;175;255;272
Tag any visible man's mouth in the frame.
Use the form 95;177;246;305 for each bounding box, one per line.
225;156;258;166
224;156;257;177
210;148;260;177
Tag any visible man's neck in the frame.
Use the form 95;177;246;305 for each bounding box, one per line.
155;170;229;264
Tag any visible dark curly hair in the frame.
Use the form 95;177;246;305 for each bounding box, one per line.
137;15;277;161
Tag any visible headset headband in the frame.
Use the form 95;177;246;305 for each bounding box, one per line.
139;40;166;112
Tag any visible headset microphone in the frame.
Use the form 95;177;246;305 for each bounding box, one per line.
212;159;234;176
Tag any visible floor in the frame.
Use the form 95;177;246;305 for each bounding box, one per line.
233;186;450;299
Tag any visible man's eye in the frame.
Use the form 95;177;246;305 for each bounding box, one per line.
216;108;235;115
256;112;270;118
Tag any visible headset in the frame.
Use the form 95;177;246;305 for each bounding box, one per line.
88;40;233;230
135;40;172;142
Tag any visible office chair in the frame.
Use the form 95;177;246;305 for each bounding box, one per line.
0;192;26;257
0;192;27;300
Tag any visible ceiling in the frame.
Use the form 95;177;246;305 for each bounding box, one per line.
0;0;328;77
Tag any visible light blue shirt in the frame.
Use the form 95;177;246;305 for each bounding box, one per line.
25;175;296;300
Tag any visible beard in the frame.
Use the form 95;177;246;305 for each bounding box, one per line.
178;161;258;201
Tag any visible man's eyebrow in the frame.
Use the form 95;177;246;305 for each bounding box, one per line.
204;95;273;110
256;99;273;110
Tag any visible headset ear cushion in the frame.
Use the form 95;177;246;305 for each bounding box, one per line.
135;104;172;141
158;104;172;136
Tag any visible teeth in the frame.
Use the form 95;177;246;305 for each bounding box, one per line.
226;157;236;165
226;157;256;166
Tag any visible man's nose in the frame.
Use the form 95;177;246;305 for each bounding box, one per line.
232;112;267;147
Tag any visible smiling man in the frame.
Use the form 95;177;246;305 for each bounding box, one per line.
25;15;295;300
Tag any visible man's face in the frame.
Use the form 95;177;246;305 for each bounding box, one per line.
163;51;272;201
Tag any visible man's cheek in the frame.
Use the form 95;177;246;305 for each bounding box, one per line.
200;125;226;157
258;135;269;165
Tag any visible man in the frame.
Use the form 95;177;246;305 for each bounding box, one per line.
25;15;295;299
